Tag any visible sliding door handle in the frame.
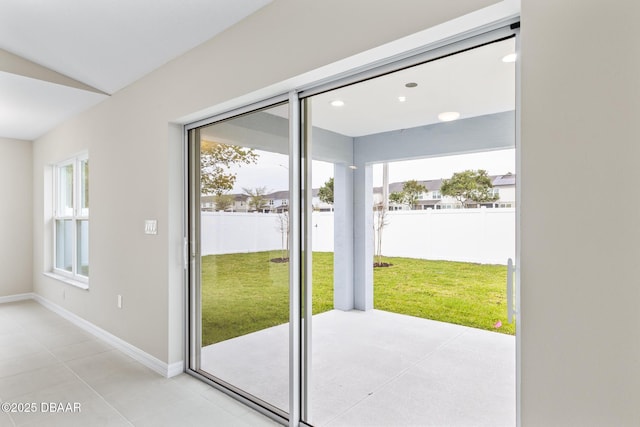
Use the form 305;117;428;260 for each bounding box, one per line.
183;238;189;270
507;258;515;323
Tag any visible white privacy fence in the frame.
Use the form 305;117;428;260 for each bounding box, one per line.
201;208;515;265
376;209;515;265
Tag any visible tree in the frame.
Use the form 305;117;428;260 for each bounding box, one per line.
275;211;290;261
389;191;404;205
373;202;390;266
390;180;427;209
200;141;258;196
440;169;498;208
243;187;269;212
318;177;334;204
402;180;427;210
213;194;234;211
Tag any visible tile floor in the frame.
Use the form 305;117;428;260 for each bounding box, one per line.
0;300;280;427
202;310;516;427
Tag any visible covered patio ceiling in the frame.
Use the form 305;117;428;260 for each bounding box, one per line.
266;37;515;138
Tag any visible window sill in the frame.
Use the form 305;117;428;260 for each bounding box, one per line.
43;272;89;290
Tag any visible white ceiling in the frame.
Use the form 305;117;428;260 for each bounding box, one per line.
0;2;514;142
0;0;271;140
0;70;107;141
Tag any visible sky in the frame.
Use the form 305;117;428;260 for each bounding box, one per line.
229;148;515;193
373;148;515;186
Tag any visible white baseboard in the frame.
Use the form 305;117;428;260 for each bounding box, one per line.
167;360;186;377
0;293;184;378
0;292;35;304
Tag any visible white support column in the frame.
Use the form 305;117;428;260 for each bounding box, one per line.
353;163;374;311
382;163;389;211
333;163;354;310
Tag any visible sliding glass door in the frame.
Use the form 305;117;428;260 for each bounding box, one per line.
300;36;517;426
186;26;519;427
188;102;292;417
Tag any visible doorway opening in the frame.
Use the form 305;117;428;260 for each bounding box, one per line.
186;29;519;427
301;36;516;426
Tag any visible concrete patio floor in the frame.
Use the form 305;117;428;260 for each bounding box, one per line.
202;309;515;427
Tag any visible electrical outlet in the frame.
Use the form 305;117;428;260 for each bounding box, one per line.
117;295;123;309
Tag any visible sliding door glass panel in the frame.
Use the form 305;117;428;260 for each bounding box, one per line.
195;103;290;414
303;37;516;426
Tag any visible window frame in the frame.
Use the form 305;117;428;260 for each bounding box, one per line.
52;153;89;285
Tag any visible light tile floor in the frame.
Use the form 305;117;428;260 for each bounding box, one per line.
0;300;280;427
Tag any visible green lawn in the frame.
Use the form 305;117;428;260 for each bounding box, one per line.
201;251;514;346
373;256;514;335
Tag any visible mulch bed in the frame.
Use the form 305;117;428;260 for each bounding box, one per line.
373;262;393;268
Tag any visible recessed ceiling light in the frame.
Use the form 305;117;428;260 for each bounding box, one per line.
348;165;357;170
438;111;460;122
405;82;418;88
330;100;345;107
502;53;517;63
398;96;406;102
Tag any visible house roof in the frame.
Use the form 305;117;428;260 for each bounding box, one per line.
265;190;290;200
201;172;516;203
374;173;516;195
492;173;516;186
381;179;443;194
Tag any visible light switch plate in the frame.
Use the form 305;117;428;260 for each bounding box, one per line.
144;219;157;235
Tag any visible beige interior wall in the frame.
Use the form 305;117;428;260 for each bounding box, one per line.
32;0;499;365
0;137;32;297
520;1;640;425
25;0;640;423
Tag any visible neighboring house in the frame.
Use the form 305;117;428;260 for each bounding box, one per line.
311;188;334;212
202;173;514;212
374;173;516;210
489;173;516;208
233;195;249;212
201;188;336;213
200;194;249;212
200;197;215;212
265;190;289;213
200;190;290;213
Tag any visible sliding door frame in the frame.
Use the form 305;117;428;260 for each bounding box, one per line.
288;91;302;427
184;21;521;427
184;94;292;426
